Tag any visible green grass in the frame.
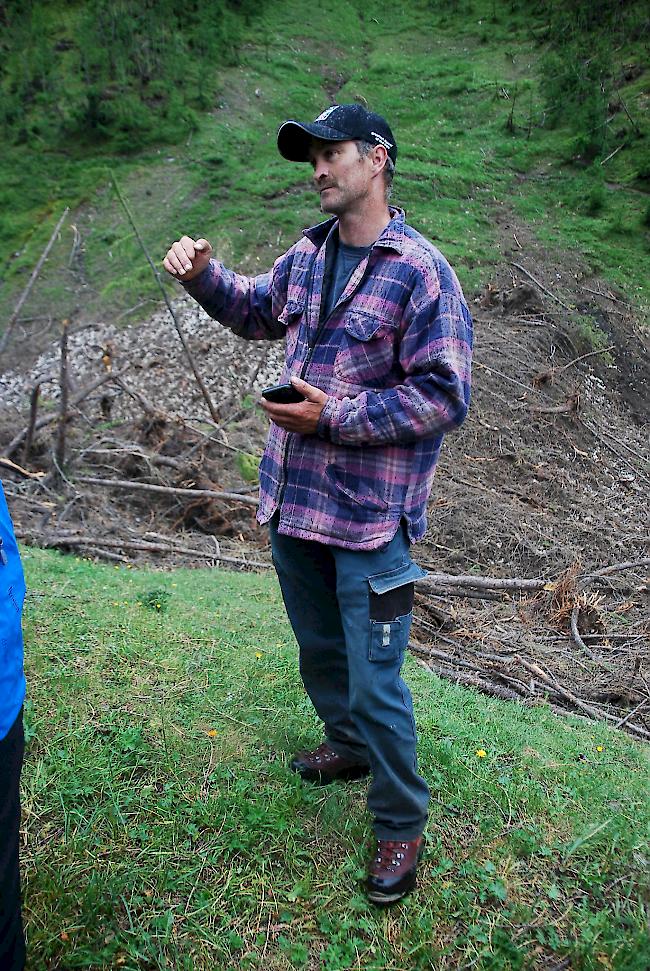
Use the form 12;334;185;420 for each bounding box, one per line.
1;0;648;333
20;547;650;969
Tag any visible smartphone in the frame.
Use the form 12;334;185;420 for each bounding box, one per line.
261;383;305;404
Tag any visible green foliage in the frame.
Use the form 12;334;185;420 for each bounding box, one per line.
0;0;263;152
236;451;260;483
533;0;648;161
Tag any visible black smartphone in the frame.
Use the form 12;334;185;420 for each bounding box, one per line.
261;383;305;405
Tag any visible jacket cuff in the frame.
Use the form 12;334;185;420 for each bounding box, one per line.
317;395;342;442
179;259;217;294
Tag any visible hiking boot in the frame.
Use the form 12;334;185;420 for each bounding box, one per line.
290;742;370;784
366;836;424;905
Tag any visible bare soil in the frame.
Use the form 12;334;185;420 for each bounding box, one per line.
2;205;648;739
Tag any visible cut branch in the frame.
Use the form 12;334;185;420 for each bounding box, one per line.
418;573;546;592
75;475;259;507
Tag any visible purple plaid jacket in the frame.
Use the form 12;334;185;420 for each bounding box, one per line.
183;208;472;549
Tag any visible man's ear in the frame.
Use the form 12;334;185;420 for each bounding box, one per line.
372;144;388;177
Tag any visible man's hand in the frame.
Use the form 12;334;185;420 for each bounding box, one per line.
260;377;328;435
163;236;213;280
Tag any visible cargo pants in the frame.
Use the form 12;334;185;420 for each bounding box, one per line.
270;515;430;839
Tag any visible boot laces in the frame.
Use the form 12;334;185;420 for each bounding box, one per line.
374;840;409;870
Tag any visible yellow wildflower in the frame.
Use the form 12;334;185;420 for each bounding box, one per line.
476;749;487;758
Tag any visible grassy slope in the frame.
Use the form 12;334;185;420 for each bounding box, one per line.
21;547;650;970
1;0;648;332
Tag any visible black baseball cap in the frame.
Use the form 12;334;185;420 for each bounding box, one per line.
277;104;398;164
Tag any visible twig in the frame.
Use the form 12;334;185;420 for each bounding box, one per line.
510;262;573;312
112;374;160;417
0;458;44;479
579;285;625;306
554;346;615;372
75;475;259;507
600;143;625;166
111;175;220;425
3;367;130;458
0;208;70;357
578;558;650;589
614;698;649;730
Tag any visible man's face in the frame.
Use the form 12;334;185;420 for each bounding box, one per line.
308;139;373;216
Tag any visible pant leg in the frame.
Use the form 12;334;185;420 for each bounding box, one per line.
269;517;368;762
0;710;25;971
333;529;430;839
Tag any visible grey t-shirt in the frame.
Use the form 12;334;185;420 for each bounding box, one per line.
322;237;372;320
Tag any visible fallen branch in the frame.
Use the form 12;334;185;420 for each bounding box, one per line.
0;208;69;357
3;367;130;458
419;573;546;592
518;656;650;740
510;262;573;312
20;532;269;569
526;393;579;415
75;475;259;507
0;458;45;479
578;558;650;590
600;143;625;166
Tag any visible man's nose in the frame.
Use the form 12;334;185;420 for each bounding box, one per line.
313;160;329;182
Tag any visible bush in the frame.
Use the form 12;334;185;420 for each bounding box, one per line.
0;0;264;152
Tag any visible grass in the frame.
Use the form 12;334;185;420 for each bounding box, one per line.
20;546;650;969
1;0;649;334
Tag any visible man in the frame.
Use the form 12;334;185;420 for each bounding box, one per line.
163;104;472;904
0;482;27;969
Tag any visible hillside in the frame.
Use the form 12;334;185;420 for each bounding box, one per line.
2;0;650;966
2;0;648;734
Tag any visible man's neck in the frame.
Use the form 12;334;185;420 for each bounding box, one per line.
337;204;392;247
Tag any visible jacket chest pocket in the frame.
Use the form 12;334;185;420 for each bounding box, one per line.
279;301;305;362
334;312;397;387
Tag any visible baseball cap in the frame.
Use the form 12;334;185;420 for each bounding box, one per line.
277;104;398;164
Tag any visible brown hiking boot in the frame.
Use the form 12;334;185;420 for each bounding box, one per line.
290;742;370;784
366;836;424;905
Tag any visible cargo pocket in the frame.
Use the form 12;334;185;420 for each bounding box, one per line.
367;560;427;662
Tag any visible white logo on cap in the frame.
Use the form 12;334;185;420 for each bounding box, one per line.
315;106;338;122
371;131;393;150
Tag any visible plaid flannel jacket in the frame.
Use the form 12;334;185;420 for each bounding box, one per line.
183;208;473;549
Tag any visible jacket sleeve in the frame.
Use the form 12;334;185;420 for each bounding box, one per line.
318;289;473;446
180;246;295;341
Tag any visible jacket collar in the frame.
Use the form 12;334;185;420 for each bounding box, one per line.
302;207;405;255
